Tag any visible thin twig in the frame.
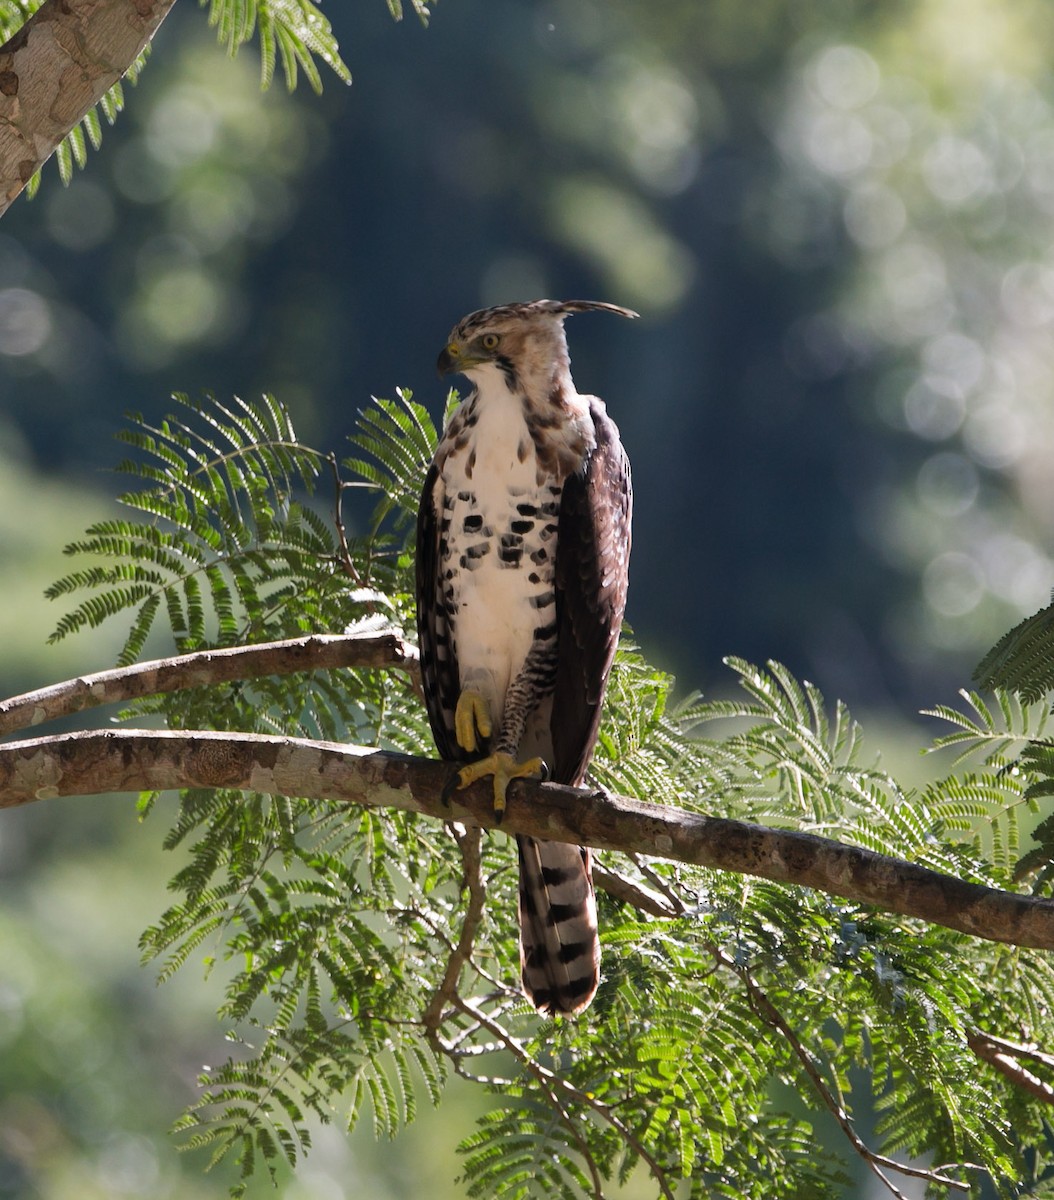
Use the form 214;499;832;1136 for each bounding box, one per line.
629;853;689;914
718;947;970;1196
429;930;606;1200
423;825;488;1033
456;996;669;1200
328;452;364;584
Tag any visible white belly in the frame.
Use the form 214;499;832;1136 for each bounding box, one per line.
441;395;560;730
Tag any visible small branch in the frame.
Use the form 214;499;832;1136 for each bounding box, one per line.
0;0;179;215
328;452;363;585
725;948;969;1197
455;996;673;1200
629;854;690;915
592;865;679;918
423;824;487;1032
0;633;420;737
967;1029;1054;1071
968;1031;1054;1104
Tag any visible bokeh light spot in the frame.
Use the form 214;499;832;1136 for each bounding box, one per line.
145;86;221;167
923;551;985;616
922;135;994;208
1001;261;1054;327
915;452;979;516
142;267;224;345
843;182;907;248
811;44;881;111
964;403;1026;468
804;111;874;177
922;331;986;395
0;289;52;357
549;177;695;310
903;378;965;440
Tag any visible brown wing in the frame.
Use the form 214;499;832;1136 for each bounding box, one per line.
415;462;463;761
550;399;632;785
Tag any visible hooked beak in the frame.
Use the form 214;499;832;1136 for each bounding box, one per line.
437;344;459;377
437;341;486;377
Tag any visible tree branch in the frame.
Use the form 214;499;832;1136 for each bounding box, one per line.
0;0;179;216
967;1031;1054;1105
3;726;1054;952
0;632;420;736
455;994;674;1200
727;946;969;1196
592;864;680;918
423;824;487;1031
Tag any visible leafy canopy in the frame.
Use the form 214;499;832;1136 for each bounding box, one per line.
39;392;1054;1198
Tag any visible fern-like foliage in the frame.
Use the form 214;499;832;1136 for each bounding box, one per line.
203;0;350;92
48;393;331;663
935;599;1054;895
974;599;1054;703
385;0;433;21
40;390;1054;1198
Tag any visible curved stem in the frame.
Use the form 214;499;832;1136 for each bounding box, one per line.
720;947;971;1196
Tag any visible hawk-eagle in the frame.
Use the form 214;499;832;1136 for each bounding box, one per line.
416;298;634;1016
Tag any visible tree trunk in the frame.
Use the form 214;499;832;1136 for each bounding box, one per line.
0;0;179;215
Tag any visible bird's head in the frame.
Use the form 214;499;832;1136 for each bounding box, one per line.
437;299;637;390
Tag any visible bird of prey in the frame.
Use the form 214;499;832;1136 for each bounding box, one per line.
416;298;634;1016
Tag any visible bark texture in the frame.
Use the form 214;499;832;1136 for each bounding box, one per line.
3;725;1054;952
0;0;178;215
0;633;420;735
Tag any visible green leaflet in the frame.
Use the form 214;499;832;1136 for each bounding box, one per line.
975;601;1054;704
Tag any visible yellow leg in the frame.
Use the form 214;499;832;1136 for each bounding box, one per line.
449;752;548;821
454;690;492;755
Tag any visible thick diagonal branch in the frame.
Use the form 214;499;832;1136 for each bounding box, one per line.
3;727;1054;952
0;633;420;736
0;0;179;215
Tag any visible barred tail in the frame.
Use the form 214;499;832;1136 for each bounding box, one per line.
517;836;600;1016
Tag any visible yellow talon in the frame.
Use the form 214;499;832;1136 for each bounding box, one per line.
452;752;548;821
454;690;492;754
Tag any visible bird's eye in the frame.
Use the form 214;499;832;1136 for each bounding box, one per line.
481;333;500;350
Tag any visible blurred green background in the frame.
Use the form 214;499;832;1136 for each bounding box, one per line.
2;0;1054;1194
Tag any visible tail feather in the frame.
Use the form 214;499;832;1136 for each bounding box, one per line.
517;835;599;1016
